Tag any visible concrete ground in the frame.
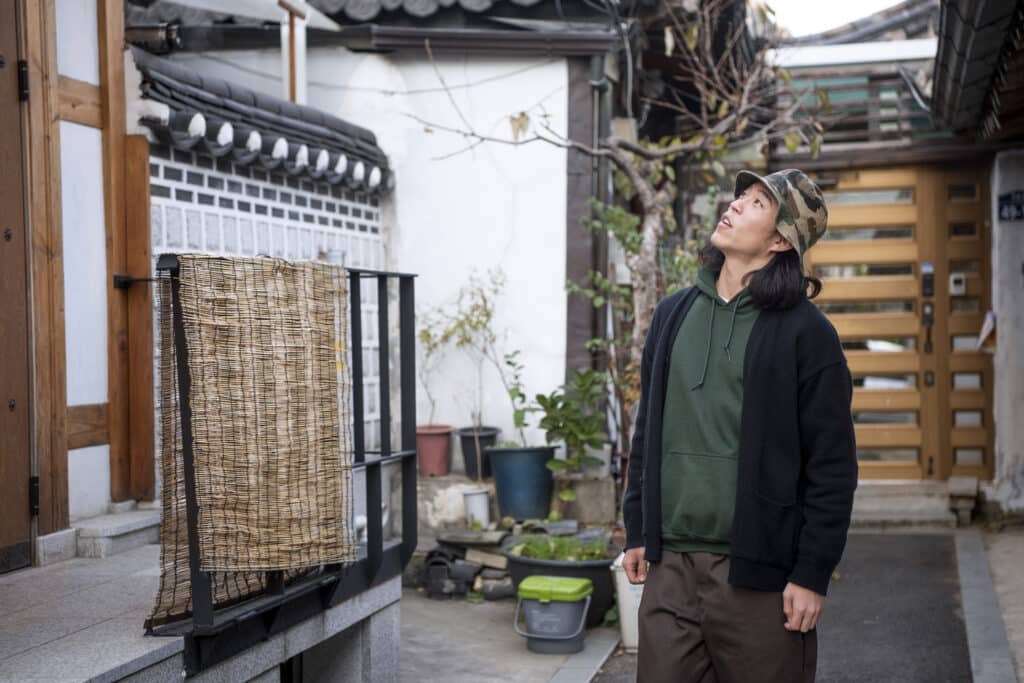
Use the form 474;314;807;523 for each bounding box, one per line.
985;524;1024;681
594;531;1018;683
399;587;620;683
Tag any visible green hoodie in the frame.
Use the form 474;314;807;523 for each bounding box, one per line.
660;267;760;554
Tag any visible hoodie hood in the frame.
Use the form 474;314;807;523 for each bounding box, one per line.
690;268;757;390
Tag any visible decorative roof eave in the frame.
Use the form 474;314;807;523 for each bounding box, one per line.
932;0;1022;134
130;47;394;195
312;0;545;23
328;23;620;55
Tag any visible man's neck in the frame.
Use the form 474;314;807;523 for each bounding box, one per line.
716;261;748;302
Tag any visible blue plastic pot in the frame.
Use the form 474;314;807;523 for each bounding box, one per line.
486;446;556;521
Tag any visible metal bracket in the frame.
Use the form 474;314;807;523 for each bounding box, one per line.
29;476;39;516
113;274;156;289
17;60;28;102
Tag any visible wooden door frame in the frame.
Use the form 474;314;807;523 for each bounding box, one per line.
19;0;69;536
805;164;994;481
1;0;34;572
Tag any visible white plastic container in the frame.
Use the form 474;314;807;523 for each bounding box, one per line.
611;552;645;653
463;487;490;527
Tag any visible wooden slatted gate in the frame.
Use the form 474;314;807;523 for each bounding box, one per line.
806;167;994;481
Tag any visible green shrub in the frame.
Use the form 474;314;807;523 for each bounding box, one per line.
506;535;613;562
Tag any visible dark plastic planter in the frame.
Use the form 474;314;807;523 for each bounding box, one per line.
486;446;555;521
501;537;618;628
456;426;499;479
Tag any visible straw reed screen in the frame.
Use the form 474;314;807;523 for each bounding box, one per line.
148;255;356;628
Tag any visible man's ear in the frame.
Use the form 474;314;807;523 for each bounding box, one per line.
768;231;794;254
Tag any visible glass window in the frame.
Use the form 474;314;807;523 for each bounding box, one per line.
955;448;983;466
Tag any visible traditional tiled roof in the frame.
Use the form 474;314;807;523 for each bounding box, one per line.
131;47;392;194
310;0;544;23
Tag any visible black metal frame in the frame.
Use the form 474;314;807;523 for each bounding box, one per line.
154;254;417;675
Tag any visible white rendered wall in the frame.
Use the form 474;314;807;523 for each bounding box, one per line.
161;49;570;445
55;0;100;85
60;119;111;517
68;446;111;521
311;50;570;444
59;121;109;408
990;151;1024;512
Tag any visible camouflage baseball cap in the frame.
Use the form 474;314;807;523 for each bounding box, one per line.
733;168;828;259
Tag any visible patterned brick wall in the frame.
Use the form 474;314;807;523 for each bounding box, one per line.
149;146;387;498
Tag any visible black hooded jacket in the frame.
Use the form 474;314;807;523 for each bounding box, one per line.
623;286;858;595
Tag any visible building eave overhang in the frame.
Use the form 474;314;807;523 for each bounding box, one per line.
130;47;393;194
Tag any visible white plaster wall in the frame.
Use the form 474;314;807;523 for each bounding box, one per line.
990;150;1024;512
60;121;108;407
167;48;571;446
312;50;570;444
68;445;110;521
55;0;100;85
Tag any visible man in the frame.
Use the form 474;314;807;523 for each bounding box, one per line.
621;169;857;683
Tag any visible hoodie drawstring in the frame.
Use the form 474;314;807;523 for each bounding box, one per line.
723;295;742;362
691;301;716;390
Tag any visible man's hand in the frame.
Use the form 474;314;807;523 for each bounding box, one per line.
783;582;823;632
622;548;648;584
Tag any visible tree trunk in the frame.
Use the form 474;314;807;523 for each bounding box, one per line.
626;192;671;385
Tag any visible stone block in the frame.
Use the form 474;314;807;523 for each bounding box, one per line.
35;528;78;566
74;510;160;558
556;476;618;525
417;474;497;534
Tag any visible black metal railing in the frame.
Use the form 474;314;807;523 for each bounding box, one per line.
154;254;417;675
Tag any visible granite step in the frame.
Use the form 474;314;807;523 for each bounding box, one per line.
851;480;959;530
74;508;160;558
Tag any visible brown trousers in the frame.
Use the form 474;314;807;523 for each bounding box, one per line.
637;552;816;683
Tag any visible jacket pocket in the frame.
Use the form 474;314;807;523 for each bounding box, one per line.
661;450;737;543
755;499;800;568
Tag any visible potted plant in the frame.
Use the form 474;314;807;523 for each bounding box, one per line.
534;369;610;515
485;351;556;520
501;532;619;627
415;316;454;477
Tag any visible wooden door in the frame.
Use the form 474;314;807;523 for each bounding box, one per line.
0;1;34;572
806;167;994;480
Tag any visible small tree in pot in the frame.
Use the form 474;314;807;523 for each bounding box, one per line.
415;314;455;476
534;369;610;513
420;270;505;480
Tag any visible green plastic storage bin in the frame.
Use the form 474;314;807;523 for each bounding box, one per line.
514;576;593;654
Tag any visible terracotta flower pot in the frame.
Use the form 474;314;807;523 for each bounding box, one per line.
416;425;453;477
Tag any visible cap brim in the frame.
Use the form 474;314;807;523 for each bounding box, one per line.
734;170;782;206
733;170;801;258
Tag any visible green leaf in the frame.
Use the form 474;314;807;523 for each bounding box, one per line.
684;23;699;51
778;67;792;85
711;160;726;178
717;100;730;119
816;88;832;115
580;454;605;467
784;130;801;153
809;134;823;159
545;459;571;471
737;116;749;134
559;488;578;502
665;165;676;181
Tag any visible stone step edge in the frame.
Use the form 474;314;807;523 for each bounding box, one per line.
74;509;161;538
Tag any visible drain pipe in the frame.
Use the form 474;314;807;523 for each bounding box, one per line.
898;65;932;114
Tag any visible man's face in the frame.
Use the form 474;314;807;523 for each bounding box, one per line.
711;181;792;261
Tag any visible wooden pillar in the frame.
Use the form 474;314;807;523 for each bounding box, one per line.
97;0;130;501
21;0;69;534
125;135;154;501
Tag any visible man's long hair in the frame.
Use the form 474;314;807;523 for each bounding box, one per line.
699;242;823;311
